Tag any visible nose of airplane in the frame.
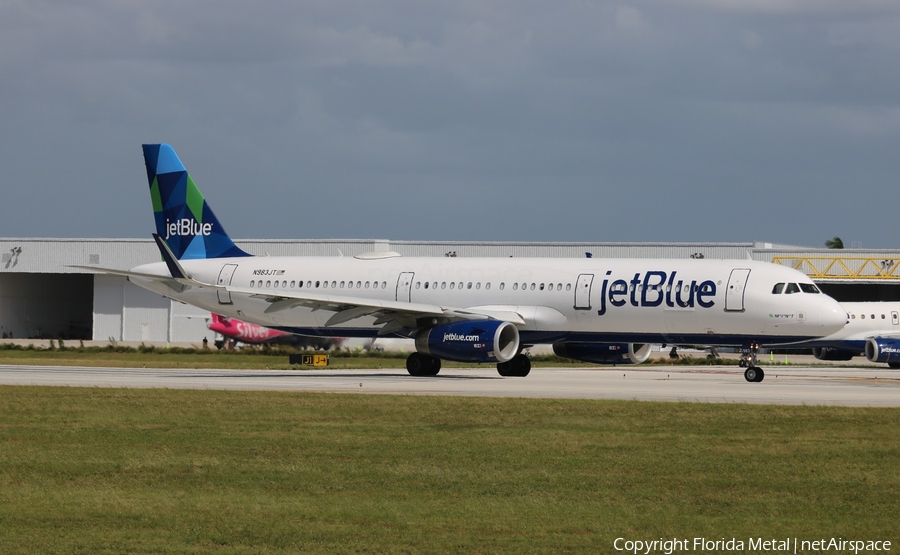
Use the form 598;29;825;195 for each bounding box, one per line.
814;297;848;336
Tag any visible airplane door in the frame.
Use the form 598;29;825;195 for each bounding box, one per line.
217;264;239;304
724;268;751;312
893;311;899;326
574;274;594;310
396;272;415;302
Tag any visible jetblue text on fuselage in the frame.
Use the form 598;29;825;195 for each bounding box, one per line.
596;270;717;316
165;218;213;240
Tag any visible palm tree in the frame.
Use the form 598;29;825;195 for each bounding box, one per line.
825;236;844;249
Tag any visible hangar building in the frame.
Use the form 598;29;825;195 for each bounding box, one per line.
2;237;899;343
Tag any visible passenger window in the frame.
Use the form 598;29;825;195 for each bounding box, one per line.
365;281;370;288
499;283;504;290
566;284;571;291
540;283;545;291
332;281;337;288
485;283;490;290
785;283;800;294
871;314;876;320
530;283;536;290
441;282;446;289
306;281;312;288
851;314;856;319
882;314;886;319
381;281;387;288
348;281;353;289
513;283;518;290
315;281;320;288
862;314;866;319
467;282;472;290
250;281;255;288
415;282;420;289
476;283;481;290
424;282;429;289
450;282;455;289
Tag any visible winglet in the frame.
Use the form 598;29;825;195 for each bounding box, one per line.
153;233;191;279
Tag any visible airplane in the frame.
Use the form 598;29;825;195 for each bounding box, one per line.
76;144;848;382
207;313;344;350
796;301;900;368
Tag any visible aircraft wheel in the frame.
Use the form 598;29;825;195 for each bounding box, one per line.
744;366;765;383
497;354;531;377
407;353;441;376
424;356;441;376
406;353;426;376
513;354;532;377
744;367;758;382
497;360;513;377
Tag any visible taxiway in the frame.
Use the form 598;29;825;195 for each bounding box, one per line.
1;364;898;406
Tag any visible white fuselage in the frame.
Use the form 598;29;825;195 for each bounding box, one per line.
129;255;847;347
804;301;900;350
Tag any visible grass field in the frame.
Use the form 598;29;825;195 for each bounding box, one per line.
1;386;897;554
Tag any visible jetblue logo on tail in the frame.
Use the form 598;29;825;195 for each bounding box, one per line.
166;218;213;240
143;144;250;260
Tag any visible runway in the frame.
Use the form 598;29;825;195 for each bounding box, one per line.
1;364;899;406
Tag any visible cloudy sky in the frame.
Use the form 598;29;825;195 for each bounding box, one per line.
2;0;899;248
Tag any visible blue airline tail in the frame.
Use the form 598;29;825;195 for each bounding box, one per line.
142;144;250;260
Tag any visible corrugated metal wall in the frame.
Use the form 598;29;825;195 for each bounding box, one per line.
93;274;123;341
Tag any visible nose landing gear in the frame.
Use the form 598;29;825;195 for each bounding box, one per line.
740;342;765;382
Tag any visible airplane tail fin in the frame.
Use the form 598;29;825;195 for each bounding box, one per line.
142;144;250;260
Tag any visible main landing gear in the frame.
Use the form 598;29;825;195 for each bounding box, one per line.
404;352;532;377
740;342;765;383
406;353;441;376
497;354;531;377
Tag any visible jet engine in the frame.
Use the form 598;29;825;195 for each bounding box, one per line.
415;320;520;363
864;338;900;367
552;342;652;365
812;347;858;361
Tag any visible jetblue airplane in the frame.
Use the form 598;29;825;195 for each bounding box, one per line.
799;302;900;368
80;144;848;382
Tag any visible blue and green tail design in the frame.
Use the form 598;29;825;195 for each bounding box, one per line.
142;144;250;260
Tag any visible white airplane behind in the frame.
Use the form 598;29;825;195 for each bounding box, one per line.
79;144;848;382
800;301;900;368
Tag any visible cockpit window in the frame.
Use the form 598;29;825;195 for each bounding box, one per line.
799;283;820;294
784;283;800;294
772;283;784;294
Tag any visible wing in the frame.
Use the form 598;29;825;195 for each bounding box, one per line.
70;235;214;293
225;285;526;335
68;264;209;294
